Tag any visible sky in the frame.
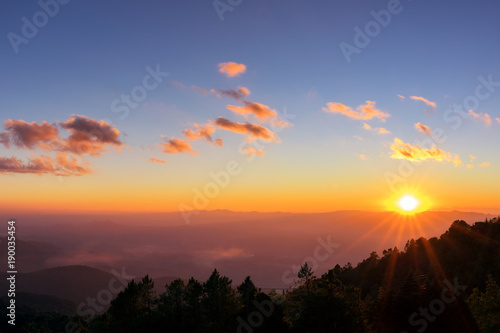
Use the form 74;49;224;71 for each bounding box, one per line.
1;0;499;214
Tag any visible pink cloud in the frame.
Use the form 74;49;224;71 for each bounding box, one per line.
390;138;461;166
0;153;91;176
150;157;167;164
182;123;223;146
161;137;198;155
468;110;492;126
410;96;437;114
323;101;390;121
415;122;432;135
3;119;59;149
217;62;247;77
242;147;265;156
213;117;278;142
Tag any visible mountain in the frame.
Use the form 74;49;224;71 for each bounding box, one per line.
2;210;495;289
0;292;76;315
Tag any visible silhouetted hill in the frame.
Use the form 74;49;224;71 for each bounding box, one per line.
0;265;127;306
0;292;76;315
0;237;62;272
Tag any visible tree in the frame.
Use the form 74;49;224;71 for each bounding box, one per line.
202;269;239;332
237;276;260;317
467;275;500;332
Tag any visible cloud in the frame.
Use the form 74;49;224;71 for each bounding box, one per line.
171;81;185;88
150;157;167;164
323;101;390;121
227;101;274;120
467;164;474;169
496;118;500;124
362;123;390;134
219;86;250;100
397;95;406;100
468;110;491;126
453;155;462;167
0;132;11;148
481;162;491;167
182;123;223;146
58;115;124;156
359;154;368;160
415;122;432;135
390;138;461;166
242;147;265;156
226;100;290;127
470;155;476;161
378;128;390;134
217;62;246;77
213;117;278;142
0;153;91;176
410;96;437;114
192;86;250;101
3;119;59;149
192;86;217;95
0;115;125;177
161;137;198;155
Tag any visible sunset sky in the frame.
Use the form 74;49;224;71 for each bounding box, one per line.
1;0;499;214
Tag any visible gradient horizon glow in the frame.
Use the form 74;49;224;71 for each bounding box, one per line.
1;0;500;214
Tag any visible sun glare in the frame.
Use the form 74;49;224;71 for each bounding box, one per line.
398;195;419;212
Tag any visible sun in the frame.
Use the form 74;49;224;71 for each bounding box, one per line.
398;195;419;212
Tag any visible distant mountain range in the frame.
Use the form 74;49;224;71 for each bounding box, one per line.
0;210;496;290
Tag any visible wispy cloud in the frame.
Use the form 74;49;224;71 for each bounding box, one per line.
242;147;265;156
414;122;432;135
191;85;251;101
362;123;390;134
213;117;278;142
481;162;491;167
390;138;461;166
323;101;390;121
410;96;437;114
161;137;198;155
0;153;91;176
150;157;168;164
219;87;250;100
182;123;223;146
217;62;246;77
192;86;216;95
468;110;491;126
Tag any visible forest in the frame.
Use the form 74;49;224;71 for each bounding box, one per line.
2;217;500;333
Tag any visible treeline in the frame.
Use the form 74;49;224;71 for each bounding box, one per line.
2;218;500;332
